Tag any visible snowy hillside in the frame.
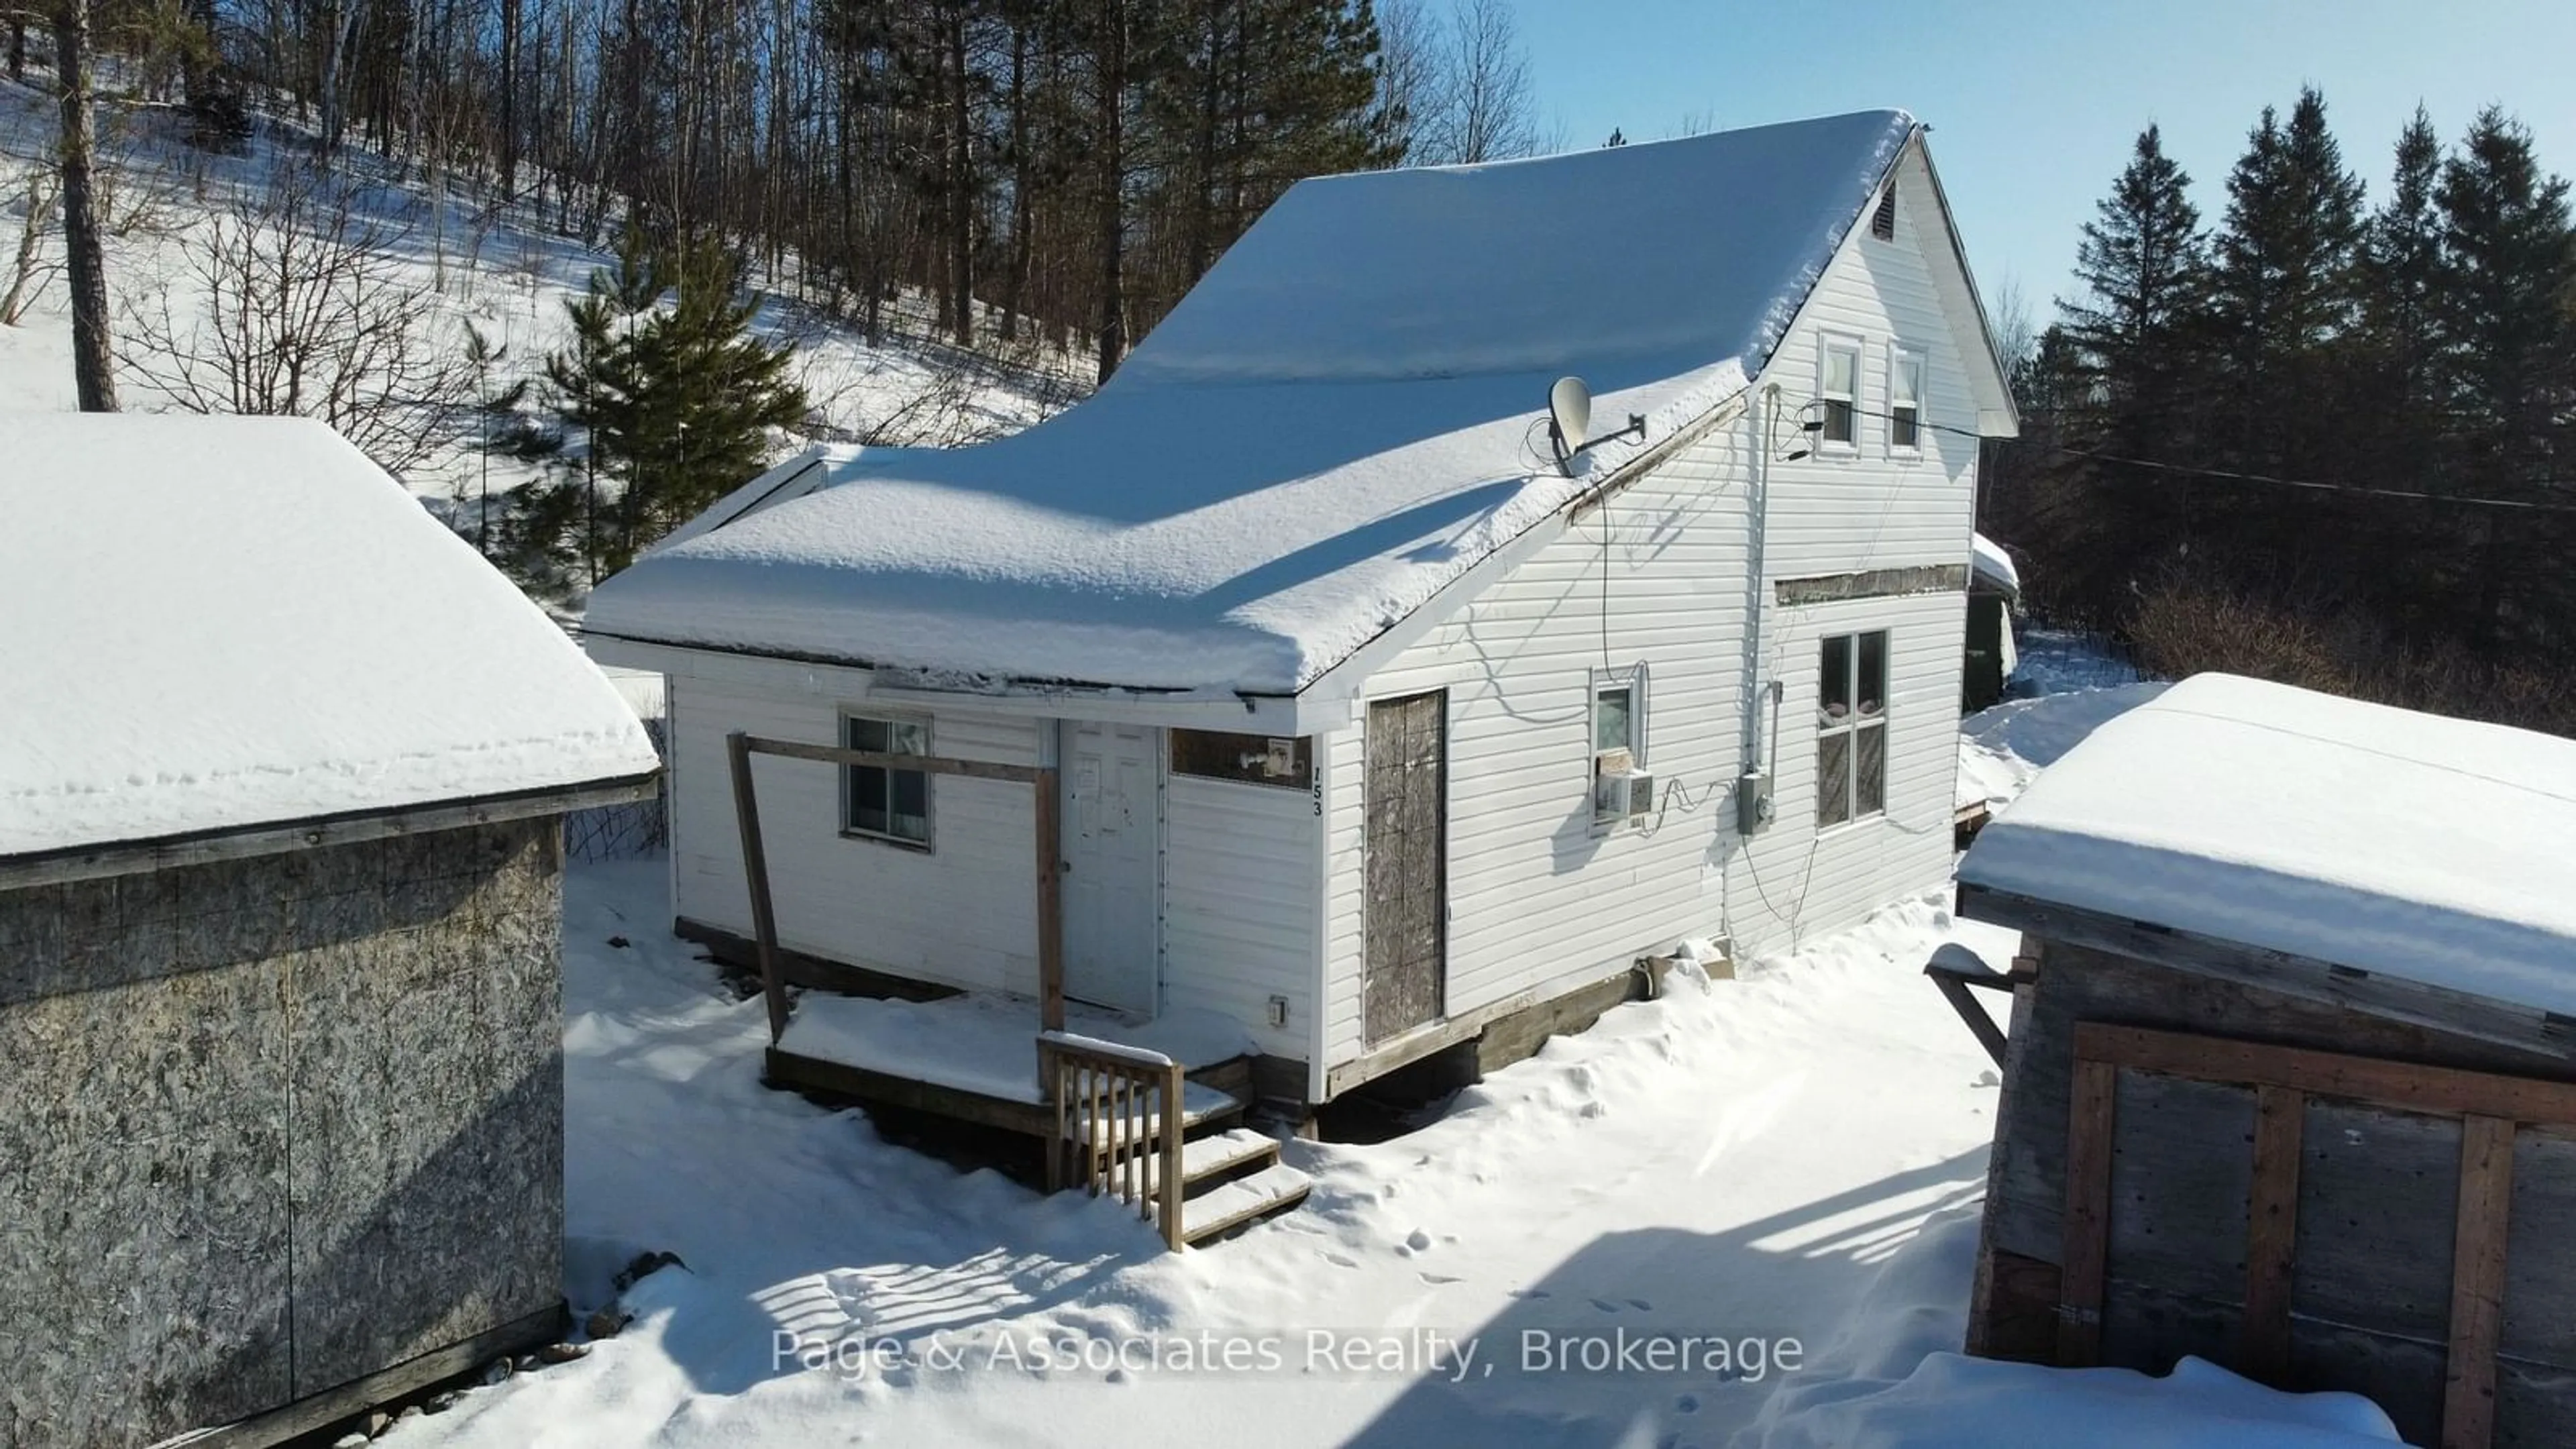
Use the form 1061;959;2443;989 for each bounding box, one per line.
0;76;1079;540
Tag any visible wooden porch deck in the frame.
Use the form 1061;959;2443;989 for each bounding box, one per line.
766;989;1251;1139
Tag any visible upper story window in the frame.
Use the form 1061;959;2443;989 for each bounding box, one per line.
1821;338;1862;449
1817;631;1888;826
843;713;931;847
1889;348;1925;452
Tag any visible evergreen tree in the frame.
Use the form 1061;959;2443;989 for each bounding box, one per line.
2208;89;2363;443
2062;125;2206;437
501;232;812;591
2430;107;2576;651
2204;87;2364;575
2047;124;2208;613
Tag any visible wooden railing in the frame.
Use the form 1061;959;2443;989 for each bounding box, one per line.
1040;1031;1187;1250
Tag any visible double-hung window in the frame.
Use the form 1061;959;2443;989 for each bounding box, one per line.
1820;338;1862;449
1817;632;1888;826
843;714;930;847
1889;348;1924;453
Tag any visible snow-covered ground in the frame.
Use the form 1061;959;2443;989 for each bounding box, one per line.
376;674;2386;1448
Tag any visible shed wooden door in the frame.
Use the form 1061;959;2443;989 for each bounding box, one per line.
1364;690;1446;1043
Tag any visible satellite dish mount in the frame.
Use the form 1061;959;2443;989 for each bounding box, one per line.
1547;376;1646;478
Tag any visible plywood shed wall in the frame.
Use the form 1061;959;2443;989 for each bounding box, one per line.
0;818;568;1446
1966;923;2576;1449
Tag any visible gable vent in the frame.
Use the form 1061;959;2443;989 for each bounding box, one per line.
1870;188;1896;241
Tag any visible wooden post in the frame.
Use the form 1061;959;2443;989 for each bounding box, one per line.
2058;1057;2118;1366
1160;1061;1187;1249
1036;764;1065;1036
726;731;789;1044
2444;1114;2516;1449
2241;1084;2305;1381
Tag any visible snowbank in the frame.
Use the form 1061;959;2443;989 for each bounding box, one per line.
586;112;1921;692
0;415;659;857
1960;674;2576;1017
1754;1351;2398;1448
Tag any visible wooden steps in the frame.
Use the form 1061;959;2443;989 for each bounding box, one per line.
1144;1124;1311;1248
1040;1033;1307;1247
1178;1161;1313;1246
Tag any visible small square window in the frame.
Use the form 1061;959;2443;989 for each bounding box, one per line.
1821;340;1861;447
844;714;930;847
1890;350;1924;451
1817;631;1889;826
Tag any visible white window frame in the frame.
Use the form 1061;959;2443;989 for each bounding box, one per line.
1887;345;1925;458
840;710;933;850
1589;664;1648;826
1818;334;1864;454
1816;631;1889;828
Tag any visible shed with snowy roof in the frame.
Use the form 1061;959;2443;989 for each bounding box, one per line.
584;110;2017;1226
0;415;661;1446
1954;674;2576;1448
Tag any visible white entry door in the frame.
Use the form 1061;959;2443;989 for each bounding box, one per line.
1059;720;1161;1015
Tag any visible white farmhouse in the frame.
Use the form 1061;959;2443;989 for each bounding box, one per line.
584;109;2015;1238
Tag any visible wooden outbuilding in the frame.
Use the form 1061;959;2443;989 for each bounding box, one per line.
1951;674;2576;1448
0;417;661;1446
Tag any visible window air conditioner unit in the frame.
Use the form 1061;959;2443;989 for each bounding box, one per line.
1594;756;1655;822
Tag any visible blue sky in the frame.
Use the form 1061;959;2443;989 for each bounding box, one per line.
1503;0;2576;323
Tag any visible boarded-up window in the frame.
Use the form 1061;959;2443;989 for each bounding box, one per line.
1171;729;1311;789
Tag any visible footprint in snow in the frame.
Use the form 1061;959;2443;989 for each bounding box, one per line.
1417;1272;1463;1285
1627;1297;1652;1311
1322;1250;1360;1269
1675;1393;1700;1414
1589;1298;1622;1313
1509;1288;1552;1301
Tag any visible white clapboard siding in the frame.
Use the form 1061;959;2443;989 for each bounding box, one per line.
1318;148;1979;1079
667;680;1044;996
1320;421;1757;1075
1721;590;1964;959
1162;774;1317;1060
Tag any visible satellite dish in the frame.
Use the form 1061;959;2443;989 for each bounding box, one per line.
1548;376;1593;471
1546;374;1646;478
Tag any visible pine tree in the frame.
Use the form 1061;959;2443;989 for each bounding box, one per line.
2062;124;2206;441
2204;87;2364;574
502;231;811;591
2430;107;2576;651
2050;124;2208;611
2208;89;2363;427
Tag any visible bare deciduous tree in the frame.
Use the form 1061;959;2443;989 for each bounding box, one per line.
1409;0;1544;166
119;161;475;476
0;163;60;325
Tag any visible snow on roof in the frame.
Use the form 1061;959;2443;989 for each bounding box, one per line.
1;415;661;860
587;110;1921;693
1960;674;2576;1017
1971;533;2019;594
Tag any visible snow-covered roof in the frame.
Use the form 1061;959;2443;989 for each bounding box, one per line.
1971;533;2019;595
587;110;1930;693
1960;674;2576;1018
1;415;662;861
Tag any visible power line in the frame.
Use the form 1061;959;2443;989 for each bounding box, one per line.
1790;397;2576;517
